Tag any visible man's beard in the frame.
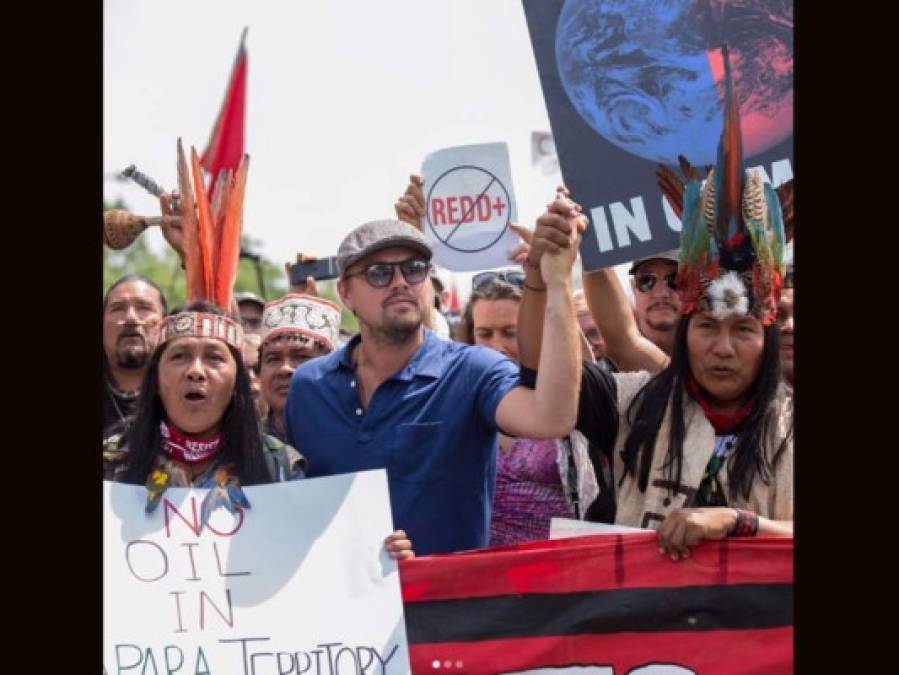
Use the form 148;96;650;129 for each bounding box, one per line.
116;345;148;369
115;331;149;369
644;316;677;332
365;312;422;346
644;302;679;332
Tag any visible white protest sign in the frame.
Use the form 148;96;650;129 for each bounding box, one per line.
421;142;520;272
549;517;648;540
104;469;410;675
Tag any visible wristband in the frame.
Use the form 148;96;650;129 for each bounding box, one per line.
729;509;759;537
523;282;546;293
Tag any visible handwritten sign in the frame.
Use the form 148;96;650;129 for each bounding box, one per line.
103;470;410;675
421;142;520;272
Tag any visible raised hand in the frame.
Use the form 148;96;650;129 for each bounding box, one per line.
284;252;320;297
394;174;426;230
159;191;185;261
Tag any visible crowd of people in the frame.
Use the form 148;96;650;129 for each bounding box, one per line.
102;62;794;565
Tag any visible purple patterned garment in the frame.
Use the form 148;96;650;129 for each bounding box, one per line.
489;437;573;546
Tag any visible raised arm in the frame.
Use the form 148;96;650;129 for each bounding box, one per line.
495;197;585;439
581;267;669;372
519;186;669;373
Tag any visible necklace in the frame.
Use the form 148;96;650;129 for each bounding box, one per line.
106;379;139;424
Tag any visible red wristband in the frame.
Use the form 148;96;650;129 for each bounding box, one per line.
730;509;759;537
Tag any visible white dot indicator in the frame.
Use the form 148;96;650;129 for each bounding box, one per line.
455;661;464;669
444;661;452;669
432;660;441;669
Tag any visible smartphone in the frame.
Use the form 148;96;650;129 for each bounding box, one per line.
290;257;340;284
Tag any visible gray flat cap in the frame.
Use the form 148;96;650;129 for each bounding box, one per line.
628;249;680;275
337;219;432;276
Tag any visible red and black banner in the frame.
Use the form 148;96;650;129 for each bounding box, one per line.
400;533;792;674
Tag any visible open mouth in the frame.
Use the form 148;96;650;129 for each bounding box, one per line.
184;392;207;402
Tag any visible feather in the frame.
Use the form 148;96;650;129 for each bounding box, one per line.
200;486;229;528
775;178;794;242
677;154;703;183
176;139;204;303
655;163;685;219
144;468;170;514
190;148;216;300
214;154;249;310
226;477;251;510
210;169;232;281
714;44;746;251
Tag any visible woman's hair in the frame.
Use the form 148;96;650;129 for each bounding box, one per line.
118;301;270;486
621;314;790;501
461;281;522;345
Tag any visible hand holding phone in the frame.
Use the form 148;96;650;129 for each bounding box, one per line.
289;256;339;284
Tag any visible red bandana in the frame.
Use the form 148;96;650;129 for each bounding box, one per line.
160;421;223;464
685;374;753;434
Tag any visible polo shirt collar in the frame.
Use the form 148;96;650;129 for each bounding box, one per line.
333;329;443;380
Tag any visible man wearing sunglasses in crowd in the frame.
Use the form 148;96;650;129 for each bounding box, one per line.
627;251;683;363
283;218;584;555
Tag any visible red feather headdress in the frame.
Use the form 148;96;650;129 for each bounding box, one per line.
655;46;792;326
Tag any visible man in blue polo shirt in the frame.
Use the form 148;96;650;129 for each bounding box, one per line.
285;217;584;555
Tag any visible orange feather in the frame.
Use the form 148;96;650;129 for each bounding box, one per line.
214;154;250;310
176;139;204;303
210;169;231;281
190;148;216;300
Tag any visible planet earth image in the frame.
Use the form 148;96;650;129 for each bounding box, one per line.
555;0;793;166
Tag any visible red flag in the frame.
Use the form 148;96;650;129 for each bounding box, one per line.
400;533;793;674
448;282;461;315
200;28;248;191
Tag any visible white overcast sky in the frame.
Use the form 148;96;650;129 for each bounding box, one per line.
104;0;632;296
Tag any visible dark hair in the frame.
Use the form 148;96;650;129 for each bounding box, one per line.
104;274;169;315
621;314;790;501
117;302;270;486
461;280;522;345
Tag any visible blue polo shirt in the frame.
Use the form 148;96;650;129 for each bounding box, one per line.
284;329;520;555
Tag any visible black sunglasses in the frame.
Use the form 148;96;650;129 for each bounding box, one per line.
346;258;431;288
472;270;525;291
635;272;677;293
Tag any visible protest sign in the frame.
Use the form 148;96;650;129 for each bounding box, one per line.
548;517;647;539
421;142;520;272
401;533;793;674
522;0;793;271
104;470;410;675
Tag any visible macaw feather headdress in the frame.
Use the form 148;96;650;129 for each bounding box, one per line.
655;45;794;326
159;139;249;349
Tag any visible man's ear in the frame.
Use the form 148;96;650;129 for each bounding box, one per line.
337;278;354;312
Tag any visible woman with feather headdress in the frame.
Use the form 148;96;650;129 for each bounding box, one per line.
518;47;793;560
103;141;414;561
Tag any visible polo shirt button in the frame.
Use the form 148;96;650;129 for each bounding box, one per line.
355;408;363;416
663;497;671;507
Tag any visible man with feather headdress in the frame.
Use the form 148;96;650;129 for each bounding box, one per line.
518;46;794;559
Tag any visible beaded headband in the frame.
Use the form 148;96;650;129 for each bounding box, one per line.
159;311;243;350
261;294;341;351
